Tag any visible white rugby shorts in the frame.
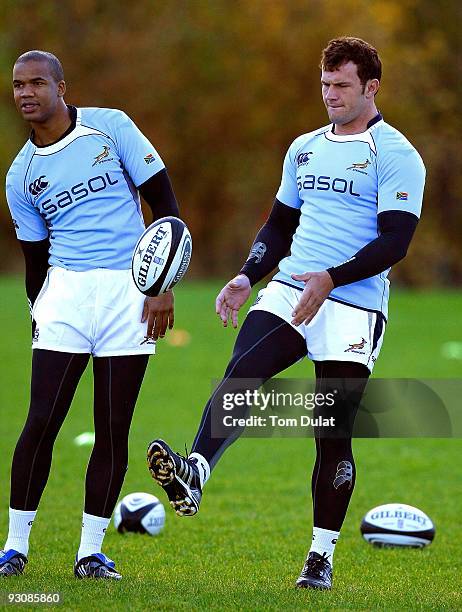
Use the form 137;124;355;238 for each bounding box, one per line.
248;281;386;372
32;267;155;357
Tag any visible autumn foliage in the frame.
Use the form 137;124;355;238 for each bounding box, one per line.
1;1;460;284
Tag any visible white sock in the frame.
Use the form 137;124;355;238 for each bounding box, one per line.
309;527;339;566
4;508;37;556
188;452;210;487
77;513;110;561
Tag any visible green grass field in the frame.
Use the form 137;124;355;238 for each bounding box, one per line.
0;278;461;610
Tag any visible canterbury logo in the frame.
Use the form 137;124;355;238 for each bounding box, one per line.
247;241;266;264
29;175;49;196
347;159;370;170
344;337;367;352
333;461;353;489
92;145;110;166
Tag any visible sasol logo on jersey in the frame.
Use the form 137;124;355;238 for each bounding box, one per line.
297;174;361;197
296;151;313;167
29;175;49;197
40;172;119;216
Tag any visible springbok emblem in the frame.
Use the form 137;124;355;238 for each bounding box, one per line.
344;337;367;352
347;159;371;171
93;145;110;166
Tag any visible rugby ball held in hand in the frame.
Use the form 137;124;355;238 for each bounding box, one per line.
132;216;192;296
360;503;435;548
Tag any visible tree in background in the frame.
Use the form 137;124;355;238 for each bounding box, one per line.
1;0;460;284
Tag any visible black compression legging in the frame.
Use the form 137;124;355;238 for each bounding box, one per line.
311;360;369;531
191;310;369;532
10;349;149;518
192;311;307;464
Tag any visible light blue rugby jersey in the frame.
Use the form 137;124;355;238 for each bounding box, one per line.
6;107;165;271
274;115;425;318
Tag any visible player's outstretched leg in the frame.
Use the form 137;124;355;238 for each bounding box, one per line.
147;311;307;516
295;361;369;590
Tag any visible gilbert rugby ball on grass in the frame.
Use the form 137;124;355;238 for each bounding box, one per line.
114;492;165;536
132;216;192;296
360;503;435;548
